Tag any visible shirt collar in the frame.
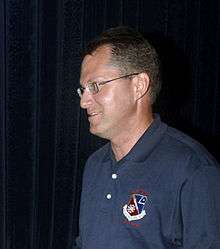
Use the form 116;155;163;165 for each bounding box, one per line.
103;114;167;163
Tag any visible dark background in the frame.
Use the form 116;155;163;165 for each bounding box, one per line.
0;0;220;248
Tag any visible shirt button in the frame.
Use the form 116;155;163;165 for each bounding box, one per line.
106;194;112;199
112;173;117;179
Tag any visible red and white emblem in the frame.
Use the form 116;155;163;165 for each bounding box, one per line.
123;193;148;221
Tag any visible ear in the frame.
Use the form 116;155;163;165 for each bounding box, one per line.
133;72;150;100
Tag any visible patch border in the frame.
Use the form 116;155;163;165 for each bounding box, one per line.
123;204;146;221
123;192;148;221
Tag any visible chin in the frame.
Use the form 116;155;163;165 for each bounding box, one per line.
89;126;101;136
90;125;110;139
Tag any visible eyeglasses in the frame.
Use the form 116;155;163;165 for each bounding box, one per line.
77;72;141;98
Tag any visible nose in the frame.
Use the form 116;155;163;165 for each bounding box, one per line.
80;90;93;109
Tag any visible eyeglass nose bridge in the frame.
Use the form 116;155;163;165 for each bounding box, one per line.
77;88;83;98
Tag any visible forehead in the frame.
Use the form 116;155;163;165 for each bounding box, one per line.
80;46;119;82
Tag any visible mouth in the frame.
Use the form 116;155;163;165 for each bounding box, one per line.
88;112;99;117
88;112;102;123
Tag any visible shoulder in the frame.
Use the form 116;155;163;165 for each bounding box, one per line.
153;123;219;184
164;126;218;166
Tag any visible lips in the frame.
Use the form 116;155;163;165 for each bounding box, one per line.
87;111;102;124
88;112;99;117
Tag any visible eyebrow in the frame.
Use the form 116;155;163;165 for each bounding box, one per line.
80;77;106;86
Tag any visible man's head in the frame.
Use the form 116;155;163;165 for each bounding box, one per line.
79;26;161;140
82;26;161;104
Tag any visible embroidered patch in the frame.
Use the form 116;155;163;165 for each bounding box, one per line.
123;193;148;221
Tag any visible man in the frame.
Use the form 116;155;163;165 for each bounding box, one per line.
74;26;220;249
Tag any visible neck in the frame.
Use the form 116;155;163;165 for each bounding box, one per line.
111;113;154;161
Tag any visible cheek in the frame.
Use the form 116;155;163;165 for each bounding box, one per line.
95;88;115;107
95;84;135;114
98;91;134;117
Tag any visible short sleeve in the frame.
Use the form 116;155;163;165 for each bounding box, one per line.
181;166;220;248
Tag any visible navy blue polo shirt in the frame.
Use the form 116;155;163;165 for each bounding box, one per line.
75;115;220;249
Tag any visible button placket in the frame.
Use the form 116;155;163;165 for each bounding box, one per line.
106;193;112;199
112;173;117;179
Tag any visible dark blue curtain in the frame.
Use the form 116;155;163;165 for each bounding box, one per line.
0;0;220;248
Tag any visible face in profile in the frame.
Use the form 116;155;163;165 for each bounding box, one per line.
80;46;138;140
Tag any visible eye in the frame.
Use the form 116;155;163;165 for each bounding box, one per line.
88;82;99;94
